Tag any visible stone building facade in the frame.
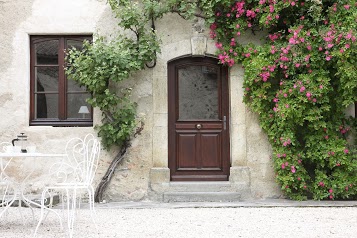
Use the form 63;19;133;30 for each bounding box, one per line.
0;0;287;202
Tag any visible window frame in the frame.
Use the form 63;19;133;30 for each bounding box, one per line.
29;35;93;127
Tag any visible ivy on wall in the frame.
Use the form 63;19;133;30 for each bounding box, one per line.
66;0;356;200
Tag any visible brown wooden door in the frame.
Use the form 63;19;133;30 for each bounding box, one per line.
168;57;230;181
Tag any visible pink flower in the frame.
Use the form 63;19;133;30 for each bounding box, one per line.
329;195;333;199
298;177;301;181
295;63;300;68
344;5;350;10
291;166;296;173
281;163;285;169
326;56;331;61
344;149;349;154
329;189;333;193
300;86;305;92
306;92;311;97
327;43;334;48
285;104;289;108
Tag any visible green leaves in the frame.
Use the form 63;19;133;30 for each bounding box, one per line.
66;2;161;150
206;0;357;200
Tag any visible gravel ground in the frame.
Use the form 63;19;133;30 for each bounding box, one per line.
0;206;356;238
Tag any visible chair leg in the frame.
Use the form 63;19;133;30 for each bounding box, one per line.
33;188;48;237
67;189;77;238
33;188;63;237
87;186;97;226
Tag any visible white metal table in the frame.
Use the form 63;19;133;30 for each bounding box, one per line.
0;152;66;220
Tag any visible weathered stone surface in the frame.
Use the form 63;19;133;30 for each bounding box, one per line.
0;0;294;202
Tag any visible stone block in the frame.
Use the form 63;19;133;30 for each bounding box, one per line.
191;35;207;56
230;124;247;166
149;167;170;184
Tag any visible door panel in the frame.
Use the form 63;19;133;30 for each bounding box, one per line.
168;57;230;181
201;133;221;168
177;133;197;169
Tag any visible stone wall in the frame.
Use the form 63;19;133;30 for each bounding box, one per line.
0;0;284;202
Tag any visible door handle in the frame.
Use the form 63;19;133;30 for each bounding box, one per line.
196;124;202;130
219;116;227;130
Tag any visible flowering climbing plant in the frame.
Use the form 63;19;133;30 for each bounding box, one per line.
67;0;356;200
206;0;357;200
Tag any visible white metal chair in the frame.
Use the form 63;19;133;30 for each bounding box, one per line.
34;134;101;237
0;142;14;215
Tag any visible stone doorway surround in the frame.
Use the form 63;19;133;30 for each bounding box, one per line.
149;35;251;201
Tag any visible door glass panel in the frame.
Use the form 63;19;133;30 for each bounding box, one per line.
35;67;58;92
35;94;58;119
178;65;219;120
35;40;59;65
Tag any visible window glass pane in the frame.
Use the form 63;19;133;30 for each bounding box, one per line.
67;93;91;119
35;67;58;92
35;94;58;119
67;78;86;92
178;66;219;120
35;40;59;65
67;39;85;51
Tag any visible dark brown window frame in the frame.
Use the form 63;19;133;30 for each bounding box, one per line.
30;35;93;127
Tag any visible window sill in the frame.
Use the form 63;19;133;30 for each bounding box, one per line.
30;120;93;127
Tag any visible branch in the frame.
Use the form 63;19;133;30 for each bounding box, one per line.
170;9;206;19
103;110;115;123
94;121;145;202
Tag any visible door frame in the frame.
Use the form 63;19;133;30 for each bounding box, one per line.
168;56;230;181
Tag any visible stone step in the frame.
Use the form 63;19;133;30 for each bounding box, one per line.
163;192;241;203
168;182;233;192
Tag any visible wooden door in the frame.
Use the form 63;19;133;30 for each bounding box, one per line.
168;57;230;181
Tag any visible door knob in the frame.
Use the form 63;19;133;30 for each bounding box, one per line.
196;124;202;129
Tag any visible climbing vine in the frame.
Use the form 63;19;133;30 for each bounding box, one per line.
66;0;356;201
206;0;357;200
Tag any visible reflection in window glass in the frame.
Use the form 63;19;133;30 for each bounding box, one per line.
35;94;58;119
67;78;86;92
35;40;59;65
67;40;85;51
178;66;219;120
35;67;59;92
67;93;91;118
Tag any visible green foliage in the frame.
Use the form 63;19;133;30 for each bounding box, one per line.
66;1;161;149
205;0;357;200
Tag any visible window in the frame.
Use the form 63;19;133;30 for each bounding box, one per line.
30;35;93;126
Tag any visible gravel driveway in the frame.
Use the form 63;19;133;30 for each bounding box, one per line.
0;205;356;238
